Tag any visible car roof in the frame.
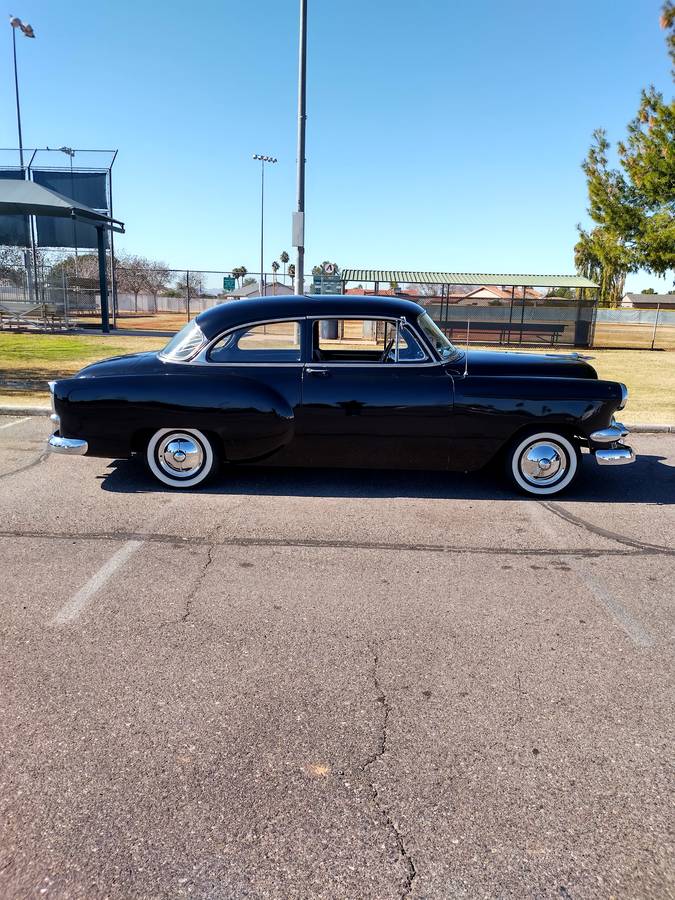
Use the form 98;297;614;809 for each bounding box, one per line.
195;294;426;339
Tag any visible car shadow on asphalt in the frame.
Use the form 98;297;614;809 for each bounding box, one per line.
98;452;674;504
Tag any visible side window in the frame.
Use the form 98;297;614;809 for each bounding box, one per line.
209;321;301;363
312;319;427;363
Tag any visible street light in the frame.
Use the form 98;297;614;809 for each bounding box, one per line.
9;16;36;301
9;15;35;168
253;154;277;297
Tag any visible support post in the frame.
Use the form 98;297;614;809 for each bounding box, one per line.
186;270;191;322
97;226;110;334
651;303;661;351
293;0;307;295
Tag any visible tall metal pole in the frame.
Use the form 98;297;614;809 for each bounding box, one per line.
294;0;307;295
260;158;265;296
12;27;24;168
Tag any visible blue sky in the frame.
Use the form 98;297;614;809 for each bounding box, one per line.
2;0;672;291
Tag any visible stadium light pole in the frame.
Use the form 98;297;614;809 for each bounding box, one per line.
9;16;35;168
9;16;36;300
293;0;307;295
253;154;277;297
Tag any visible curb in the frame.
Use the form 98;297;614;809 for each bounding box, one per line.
1;406;51;417
0;405;673;433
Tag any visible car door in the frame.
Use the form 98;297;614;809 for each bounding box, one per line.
296;316;454;469
204;318;304;461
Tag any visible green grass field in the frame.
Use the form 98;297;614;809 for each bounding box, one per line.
0;332;672;423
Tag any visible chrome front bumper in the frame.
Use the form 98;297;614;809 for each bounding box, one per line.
595;446;635;466
590;420;635;466
48;433;88;455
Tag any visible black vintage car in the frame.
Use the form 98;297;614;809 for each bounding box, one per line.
47;296;634;496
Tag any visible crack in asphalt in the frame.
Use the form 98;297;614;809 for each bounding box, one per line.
538;500;672;554
160;543;216;628
357;642;417;899
0;450;49;482
0;528;671;558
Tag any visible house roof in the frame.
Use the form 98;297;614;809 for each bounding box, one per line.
623;293;675;305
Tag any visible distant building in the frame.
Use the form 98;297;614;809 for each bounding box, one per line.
621;293;675;310
224;280;294;300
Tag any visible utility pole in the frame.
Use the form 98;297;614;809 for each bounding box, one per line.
293;0;307;295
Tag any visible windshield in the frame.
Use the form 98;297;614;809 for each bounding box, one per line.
417;313;459;361
160;320;206;361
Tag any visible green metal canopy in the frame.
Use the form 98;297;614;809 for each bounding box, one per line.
341;270;598;288
0;178;124;232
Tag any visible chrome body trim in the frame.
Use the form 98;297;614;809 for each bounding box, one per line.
47;433;88;455
50;413;60;426
594;446;635;466
183;313;443;368
590;422;629;443
618;383;628;410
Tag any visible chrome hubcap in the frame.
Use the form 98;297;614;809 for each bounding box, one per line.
157;434;204;478
520;441;566;485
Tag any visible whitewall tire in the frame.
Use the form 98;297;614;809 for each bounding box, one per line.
145;428;219;489
507;431;579;497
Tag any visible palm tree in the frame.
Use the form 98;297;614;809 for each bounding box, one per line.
280;250;289;282
271;260;280;284
288;263;295;282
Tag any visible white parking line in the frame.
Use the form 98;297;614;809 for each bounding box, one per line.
0;417;31;430
50;540;143;626
526;503;654;648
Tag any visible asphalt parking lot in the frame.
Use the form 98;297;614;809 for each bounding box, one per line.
0;415;673;900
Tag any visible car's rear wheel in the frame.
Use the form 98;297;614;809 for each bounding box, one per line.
145;428;219;489
506;431;580;497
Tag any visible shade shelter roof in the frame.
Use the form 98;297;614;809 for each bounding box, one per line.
0;179;124;232
341;270;598;288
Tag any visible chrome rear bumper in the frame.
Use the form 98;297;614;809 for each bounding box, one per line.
48;433;88;455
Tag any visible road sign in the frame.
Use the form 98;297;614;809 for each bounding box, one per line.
223;277;236;291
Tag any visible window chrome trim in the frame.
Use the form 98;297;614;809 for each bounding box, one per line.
187;317;304;366
308;314;438;367
171;313;449;369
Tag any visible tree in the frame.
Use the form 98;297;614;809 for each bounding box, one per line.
0;246;25;285
242;277;256;287
280;250;289;281
175;270;205;297
641;287;657;293
575;5;674;304
288;263;295;280
232;266;248;287
546;287;574;299
116;252;150;313
271;260;280;282
143;261;171;312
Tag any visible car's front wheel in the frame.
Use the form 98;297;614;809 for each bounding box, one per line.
506;431;580;496
145;428;219;489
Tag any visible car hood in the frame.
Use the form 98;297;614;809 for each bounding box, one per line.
76;351;167;378
451;349;598;379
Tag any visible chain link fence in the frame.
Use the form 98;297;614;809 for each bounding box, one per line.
1;264;674;349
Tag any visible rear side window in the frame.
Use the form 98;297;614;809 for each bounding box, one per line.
209;321;301;363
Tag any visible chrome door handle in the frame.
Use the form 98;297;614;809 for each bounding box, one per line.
306;366;329;376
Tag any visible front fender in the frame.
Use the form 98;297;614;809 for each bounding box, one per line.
450;375;625;470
